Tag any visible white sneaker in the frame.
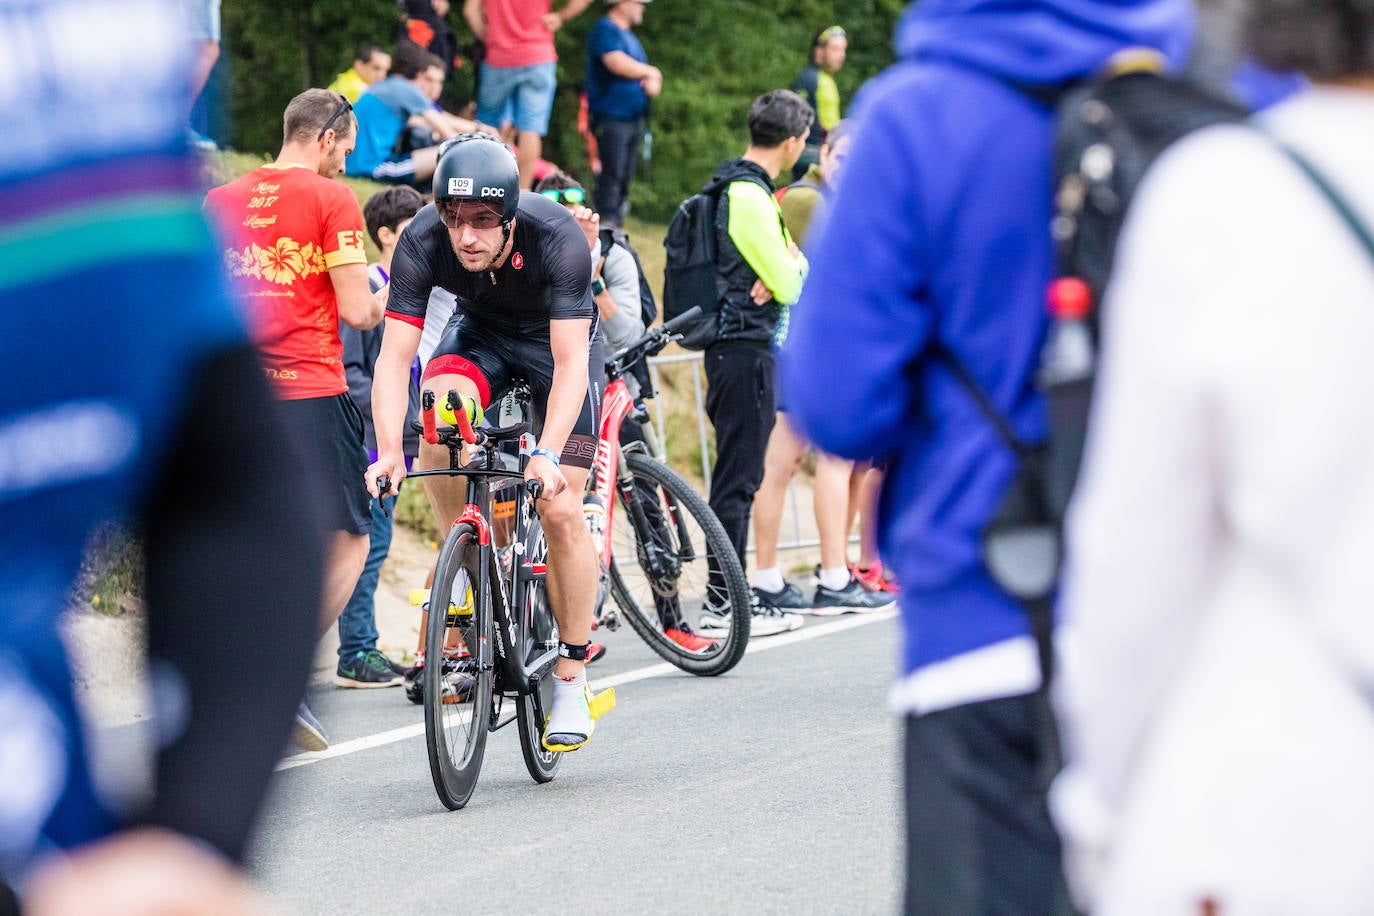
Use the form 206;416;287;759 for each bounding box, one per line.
749;599;803;637
698;594;733;633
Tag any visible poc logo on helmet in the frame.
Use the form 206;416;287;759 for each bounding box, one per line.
481;187;506;198
448;178;474;195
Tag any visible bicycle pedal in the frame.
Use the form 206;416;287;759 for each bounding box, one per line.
588;687;615;720
410;588;430;607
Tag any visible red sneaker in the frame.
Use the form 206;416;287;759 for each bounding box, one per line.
665;628;718;653
854;563;899;594
587;643;607;664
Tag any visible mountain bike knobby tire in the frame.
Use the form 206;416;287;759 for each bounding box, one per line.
610;451;751;675
424;523;493;810
514;515;562;783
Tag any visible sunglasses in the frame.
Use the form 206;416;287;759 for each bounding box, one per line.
539;187;586;205
440;200;505;230
317;93;353;141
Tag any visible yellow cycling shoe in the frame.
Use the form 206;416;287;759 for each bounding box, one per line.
542;683;615;752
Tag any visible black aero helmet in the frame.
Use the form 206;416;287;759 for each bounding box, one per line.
433;133;520;224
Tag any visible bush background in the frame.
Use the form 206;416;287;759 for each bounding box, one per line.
218;0;905;222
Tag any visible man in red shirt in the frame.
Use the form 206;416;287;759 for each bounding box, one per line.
464;0;593;188
205;88;385;749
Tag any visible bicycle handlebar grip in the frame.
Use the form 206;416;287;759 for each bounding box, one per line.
448;389;480;445
662;305;703;335
421;390;439;445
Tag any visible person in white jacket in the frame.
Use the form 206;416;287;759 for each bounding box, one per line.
1052;2;1374;912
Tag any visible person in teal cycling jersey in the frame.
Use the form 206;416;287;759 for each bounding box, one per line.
0;1;322;910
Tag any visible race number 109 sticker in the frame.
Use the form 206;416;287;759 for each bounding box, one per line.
448;178;474;196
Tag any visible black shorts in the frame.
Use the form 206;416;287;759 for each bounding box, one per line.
274;393;372;536
424;318;603;469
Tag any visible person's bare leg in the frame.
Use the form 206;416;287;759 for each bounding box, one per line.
845;463;867;546
320;531;369;633
540;465;595;678
752;413;807;574
814;454;854;573
413;373;482;656
859;468;885;571
516;130;542;189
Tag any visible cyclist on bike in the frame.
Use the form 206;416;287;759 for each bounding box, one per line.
367;134;604;751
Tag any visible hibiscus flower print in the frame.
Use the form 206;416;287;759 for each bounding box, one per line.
257;238;306;285
299;242;327;277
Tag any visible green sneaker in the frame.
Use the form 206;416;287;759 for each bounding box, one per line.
335;649;401;689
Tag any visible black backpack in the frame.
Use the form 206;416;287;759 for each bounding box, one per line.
598;226;657;328
661;177;731;350
947;58;1250;608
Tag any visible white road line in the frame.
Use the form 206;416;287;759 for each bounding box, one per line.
276;609;896;772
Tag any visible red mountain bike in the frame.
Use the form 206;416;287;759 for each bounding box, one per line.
590;308;752;675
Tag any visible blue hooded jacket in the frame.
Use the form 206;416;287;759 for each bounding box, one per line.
781;0;1193;711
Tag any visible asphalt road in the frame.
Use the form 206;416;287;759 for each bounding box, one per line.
249;610;905;915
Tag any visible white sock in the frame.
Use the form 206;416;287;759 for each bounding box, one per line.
819;567;850;591
547;669;591;741
755;567;785;593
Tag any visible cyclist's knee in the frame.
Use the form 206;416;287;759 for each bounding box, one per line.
420;371;482;407
536;490;585;542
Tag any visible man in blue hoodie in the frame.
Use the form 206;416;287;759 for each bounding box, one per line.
779;1;1193;910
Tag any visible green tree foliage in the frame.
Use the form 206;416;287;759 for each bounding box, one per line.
222;0;905;221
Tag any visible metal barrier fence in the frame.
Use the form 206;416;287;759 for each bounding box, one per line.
646;352;820;555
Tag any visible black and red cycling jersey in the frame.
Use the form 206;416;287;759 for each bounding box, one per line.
386;190;597;340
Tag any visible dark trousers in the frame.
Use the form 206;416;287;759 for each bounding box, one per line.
904;694;1069;916
591;115;642;226
336;495;394;661
704;342;775;569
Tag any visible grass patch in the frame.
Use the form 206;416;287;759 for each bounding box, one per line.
72;525;144;615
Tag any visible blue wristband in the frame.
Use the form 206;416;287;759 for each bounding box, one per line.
531;447;561;466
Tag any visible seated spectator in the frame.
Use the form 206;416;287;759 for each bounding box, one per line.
404;56;490;156
1053;0;1374;910
347;40;463;188
328;42;392;104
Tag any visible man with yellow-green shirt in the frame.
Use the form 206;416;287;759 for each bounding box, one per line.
328;43;392;104
697;89;813;638
789;24;847;181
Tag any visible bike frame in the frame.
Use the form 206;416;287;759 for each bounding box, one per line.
410;398;558;723
588;375;636;565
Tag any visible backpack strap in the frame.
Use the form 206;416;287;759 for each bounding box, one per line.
929;343;1037;459
1269;139;1374;263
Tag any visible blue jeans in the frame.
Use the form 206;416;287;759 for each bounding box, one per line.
476;61;556;134
591;115;643;226
337;495;394;661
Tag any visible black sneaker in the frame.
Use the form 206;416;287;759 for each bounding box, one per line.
403;664;424;705
753;581;813;611
335;649;402;688
810;577;897;616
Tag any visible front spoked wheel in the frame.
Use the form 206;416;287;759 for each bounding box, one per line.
514;514;562;783
610;451;751;675
424;523;493;810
